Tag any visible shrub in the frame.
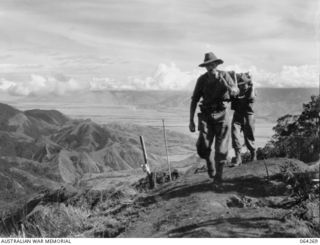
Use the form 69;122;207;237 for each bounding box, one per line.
259;95;320;163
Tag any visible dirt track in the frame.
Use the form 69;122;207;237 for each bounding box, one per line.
1;158;318;238
119;159;319;238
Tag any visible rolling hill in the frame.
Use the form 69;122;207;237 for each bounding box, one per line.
0;103;195;206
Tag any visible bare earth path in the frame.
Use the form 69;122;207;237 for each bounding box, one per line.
119;159;319;238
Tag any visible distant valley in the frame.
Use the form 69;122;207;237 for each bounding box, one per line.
7;88;315;122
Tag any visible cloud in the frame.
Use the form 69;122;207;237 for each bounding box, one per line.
89;77;119;90
86;63;201;90
126;63;202;90
277;65;318;87
0;63;317;97
116;63;319;90
0;74;90;96
0;63;202;94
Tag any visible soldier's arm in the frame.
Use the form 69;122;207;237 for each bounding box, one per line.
220;71;239;97
189;77;202;132
190;100;197;122
246;84;256;102
189;101;197;133
190;77;202;121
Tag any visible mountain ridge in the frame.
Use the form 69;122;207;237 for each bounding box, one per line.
0;102;195;205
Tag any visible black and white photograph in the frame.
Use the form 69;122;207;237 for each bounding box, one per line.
0;0;319;241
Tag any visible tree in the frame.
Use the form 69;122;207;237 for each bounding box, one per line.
258;95;320;162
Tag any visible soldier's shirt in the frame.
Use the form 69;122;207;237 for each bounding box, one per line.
191;70;237;107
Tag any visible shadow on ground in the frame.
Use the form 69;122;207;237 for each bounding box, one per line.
166;216;298;238
157;175;286;201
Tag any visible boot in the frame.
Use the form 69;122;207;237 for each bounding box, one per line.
250;150;257;161
206;159;214;179
213;161;224;184
208;171;214;179
233;150;242;167
212;162;224;191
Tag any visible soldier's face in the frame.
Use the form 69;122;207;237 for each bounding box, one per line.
239;83;249;91
205;62;218;72
241;83;248;89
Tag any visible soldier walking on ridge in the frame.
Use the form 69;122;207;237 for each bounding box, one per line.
231;73;257;166
189;52;238;184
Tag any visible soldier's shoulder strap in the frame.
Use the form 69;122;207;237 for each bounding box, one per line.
218;70;236;83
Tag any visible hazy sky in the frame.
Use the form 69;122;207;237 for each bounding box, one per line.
0;0;319;95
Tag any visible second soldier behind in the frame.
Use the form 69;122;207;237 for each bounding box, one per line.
230;72;257;166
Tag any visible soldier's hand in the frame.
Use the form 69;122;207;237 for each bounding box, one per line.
189;120;196;133
230;86;239;97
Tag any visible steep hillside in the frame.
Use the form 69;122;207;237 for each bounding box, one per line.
105;123;195;155
52;120;112;152
0;103;21;126
0;156;61;207
25;109;69;126
0;131;36;159
0;103;69;138
50;120;172;172
0;103;195;207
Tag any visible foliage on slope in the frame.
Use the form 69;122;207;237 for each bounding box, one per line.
258;95;320;163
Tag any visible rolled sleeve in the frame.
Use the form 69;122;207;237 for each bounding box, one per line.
223;72;239;96
224;72;237;88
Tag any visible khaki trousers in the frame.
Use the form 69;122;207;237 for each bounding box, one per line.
231;112;255;153
196;110;230;174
